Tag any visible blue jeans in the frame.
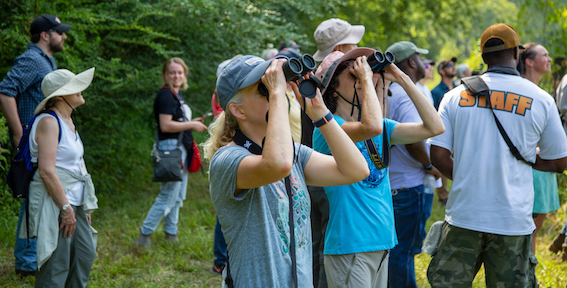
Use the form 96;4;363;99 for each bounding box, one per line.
388;185;433;288
141;139;188;235
14;200;37;272
213;217;227;266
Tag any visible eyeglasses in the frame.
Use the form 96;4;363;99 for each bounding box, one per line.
444;63;455;69
49;30;65;36
425;64;431;69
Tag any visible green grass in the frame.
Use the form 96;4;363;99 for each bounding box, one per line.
0;172;566;287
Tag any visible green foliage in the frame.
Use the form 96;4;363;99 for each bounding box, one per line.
0;0;567;284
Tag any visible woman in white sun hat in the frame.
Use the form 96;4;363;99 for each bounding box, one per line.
24;67;98;288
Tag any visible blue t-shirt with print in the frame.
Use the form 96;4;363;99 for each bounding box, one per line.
313;116;399;255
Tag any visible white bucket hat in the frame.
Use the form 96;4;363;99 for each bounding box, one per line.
313;19;365;62
35;67;95;115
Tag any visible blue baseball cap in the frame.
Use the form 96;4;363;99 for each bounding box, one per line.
216;55;281;110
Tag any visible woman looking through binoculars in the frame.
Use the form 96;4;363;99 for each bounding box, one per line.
312;48;444;288
204;55;370;287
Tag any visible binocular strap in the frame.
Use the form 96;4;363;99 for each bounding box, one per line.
364;123;390;170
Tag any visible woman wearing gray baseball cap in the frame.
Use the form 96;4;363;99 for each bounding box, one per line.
203;55;369;287
25;68;98;287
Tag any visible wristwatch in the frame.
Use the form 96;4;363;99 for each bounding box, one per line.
61;203;70;211
423;163;433;171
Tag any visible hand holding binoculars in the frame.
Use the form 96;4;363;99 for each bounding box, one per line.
258;54;323;99
258;50;394;99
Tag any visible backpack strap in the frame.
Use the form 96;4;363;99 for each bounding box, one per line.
461;76;535;167
24;110;62;242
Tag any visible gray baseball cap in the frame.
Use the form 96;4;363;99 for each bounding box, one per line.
386;41;429;63
216;55;275;110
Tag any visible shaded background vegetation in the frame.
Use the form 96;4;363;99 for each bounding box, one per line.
0;0;566;285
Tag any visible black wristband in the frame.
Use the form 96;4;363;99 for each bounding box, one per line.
313;111;333;128
423;163;433;170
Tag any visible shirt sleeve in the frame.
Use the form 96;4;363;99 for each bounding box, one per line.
210;146;251;201
538;102;567;160
295;143;314;170
427;97;453;151
0;56;40;98
155;88;179;116
384;118;399;143
391;94;422;124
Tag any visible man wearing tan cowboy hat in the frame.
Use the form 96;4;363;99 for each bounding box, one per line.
308;18;365;288
0;14;72;277
427;23;567;287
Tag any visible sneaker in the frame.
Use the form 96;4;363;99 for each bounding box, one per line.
549;233;566;254
210;263;226;275
135;232;151;247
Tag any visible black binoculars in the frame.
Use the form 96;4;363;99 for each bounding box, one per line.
367;51;395;73
259;54;323;99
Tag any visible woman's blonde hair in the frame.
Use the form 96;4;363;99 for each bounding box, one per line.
162;57;189;90
203;91;245;161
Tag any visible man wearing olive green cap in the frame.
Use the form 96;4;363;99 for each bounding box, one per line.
427;23;567;287
385;41;442;288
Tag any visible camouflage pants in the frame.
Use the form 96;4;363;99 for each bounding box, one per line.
427;222;538;288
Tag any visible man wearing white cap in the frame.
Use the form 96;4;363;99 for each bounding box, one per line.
0;14;72;277
308;18;365;288
427;23;567;287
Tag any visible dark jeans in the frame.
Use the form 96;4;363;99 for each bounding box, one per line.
15;200;37;272
388;185;433;288
309;186;328;288
214;217;227;266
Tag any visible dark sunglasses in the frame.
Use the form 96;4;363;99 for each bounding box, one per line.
49;30;65;36
444;63;455;69
425;64;431;69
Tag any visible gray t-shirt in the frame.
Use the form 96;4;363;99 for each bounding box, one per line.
210;143;314;288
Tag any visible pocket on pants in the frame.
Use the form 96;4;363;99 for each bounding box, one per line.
528;253;539;288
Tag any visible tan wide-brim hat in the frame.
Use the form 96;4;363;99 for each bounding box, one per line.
313;18;365;62
35;67;95;115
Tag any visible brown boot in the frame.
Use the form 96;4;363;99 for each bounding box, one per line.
562;243;567;262
549;233;566;253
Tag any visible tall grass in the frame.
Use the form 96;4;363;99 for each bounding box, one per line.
0;170;566;287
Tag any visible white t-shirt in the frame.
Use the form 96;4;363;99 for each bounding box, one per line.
30;112;87;206
416;82;434;106
555;73;567;133
428;72;567;236
388;83;427;189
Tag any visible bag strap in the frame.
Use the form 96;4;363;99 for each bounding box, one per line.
364;122;390;170
461;76;535;167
